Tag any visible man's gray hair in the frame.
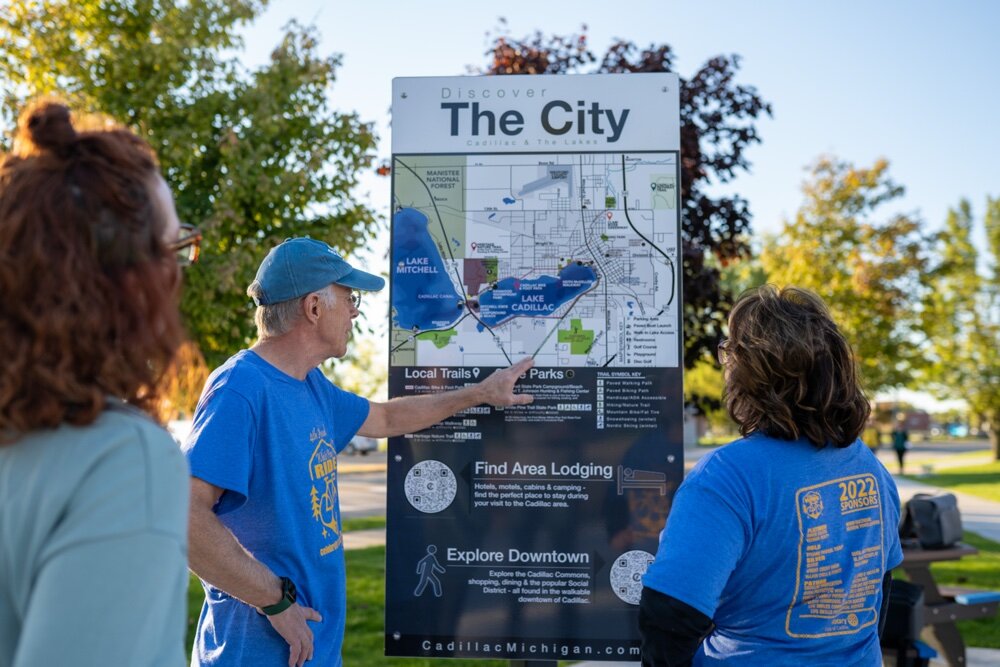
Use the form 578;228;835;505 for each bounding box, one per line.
254;285;337;339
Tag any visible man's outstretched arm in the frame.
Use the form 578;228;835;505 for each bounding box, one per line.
358;357;535;438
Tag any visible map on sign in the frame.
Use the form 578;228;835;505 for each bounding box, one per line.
390;152;679;368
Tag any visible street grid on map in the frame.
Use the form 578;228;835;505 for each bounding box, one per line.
390;152;680;368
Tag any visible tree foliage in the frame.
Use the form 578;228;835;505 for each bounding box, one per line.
760;157;929;392
684;357;723;410
323;336;387;401
922;198;1000;458
476;21;772;367
0;1;380;367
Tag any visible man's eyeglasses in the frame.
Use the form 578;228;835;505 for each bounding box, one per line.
717;338;730;365
349;290;362;309
170;223;202;266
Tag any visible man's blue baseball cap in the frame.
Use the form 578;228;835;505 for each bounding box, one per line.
247;238;385;306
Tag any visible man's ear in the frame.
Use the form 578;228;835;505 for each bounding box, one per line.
302;293;322;324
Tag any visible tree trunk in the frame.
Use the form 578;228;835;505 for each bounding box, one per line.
989;408;1000;461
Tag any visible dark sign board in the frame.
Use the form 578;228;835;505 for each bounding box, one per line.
386;73;682;662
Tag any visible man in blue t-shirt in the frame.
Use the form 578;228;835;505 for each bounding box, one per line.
184;239;534;667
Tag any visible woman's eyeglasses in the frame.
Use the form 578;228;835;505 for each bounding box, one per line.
170;223;202;266
717;338;730;365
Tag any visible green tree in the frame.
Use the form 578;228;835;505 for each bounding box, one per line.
0;1;380;367
323;336;387;401
760;157;929;392
474;21;772;367
922;198;1000;458
683;357;737;434
720;250;768;301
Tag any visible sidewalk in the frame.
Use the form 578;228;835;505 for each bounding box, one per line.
343;527;388;550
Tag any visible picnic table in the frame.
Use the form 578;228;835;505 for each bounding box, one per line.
898;543;1000;666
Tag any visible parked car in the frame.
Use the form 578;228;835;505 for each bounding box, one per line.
345;435;378;455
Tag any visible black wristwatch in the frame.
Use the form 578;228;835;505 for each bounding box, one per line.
261;576;297;616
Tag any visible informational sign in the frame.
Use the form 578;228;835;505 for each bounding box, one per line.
385;73;683;662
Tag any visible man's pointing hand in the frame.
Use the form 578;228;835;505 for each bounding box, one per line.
477;357;535;407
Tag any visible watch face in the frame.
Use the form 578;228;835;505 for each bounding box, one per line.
284;577;297;603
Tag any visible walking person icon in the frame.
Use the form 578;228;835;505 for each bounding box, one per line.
414;545;446;597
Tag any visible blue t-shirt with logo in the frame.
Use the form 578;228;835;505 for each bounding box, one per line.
183;350;369;667
642;433;903;666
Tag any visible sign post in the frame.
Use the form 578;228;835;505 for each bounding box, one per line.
385;73;683;662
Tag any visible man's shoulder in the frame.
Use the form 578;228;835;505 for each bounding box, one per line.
204;350;274;398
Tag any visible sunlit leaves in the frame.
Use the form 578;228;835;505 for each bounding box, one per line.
1;2;380;367
922;197;1000;457
761;157;931;392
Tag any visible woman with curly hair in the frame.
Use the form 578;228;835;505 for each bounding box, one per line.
0;100;201;665
639;286;902;666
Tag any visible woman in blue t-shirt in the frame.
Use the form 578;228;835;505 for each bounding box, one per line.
640;286;902;666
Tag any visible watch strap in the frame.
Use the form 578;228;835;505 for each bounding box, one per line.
261;576;296;616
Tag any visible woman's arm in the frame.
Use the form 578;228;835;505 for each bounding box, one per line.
639;586;714;667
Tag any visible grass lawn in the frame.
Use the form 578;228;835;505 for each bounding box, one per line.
903;461;1000;503
895;531;1000;649
341;515;388;532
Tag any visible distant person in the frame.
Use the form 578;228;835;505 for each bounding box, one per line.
0;100;200;665
185;238;534;667
891;420;910;474
639;286;902;666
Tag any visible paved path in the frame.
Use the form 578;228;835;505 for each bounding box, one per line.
342;527;388;551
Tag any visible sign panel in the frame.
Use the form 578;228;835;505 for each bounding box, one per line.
385;73;683;662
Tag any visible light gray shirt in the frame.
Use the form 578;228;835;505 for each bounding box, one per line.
0;406;189;667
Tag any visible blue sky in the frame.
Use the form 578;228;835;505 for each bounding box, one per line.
240;0;1000;242
238;1;994;409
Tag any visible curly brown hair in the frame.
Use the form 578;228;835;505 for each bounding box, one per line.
723;285;870;448
0;99;184;440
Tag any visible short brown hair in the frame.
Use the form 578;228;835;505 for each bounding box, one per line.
0;99;184;439
723;285;870;448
